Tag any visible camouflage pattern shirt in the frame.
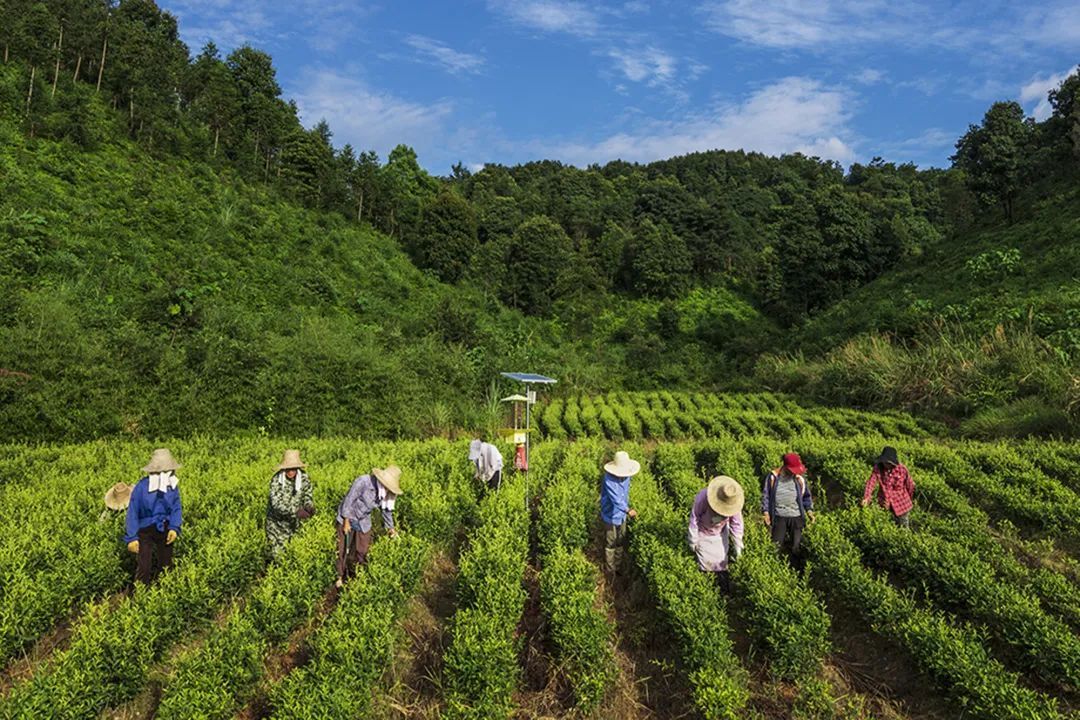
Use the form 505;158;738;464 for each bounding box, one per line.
266;470;313;556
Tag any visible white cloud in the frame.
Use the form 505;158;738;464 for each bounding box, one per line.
852;68;885;85
404;35;485;75
700;0;905;49
289;68;453;158
1019;4;1080;48
166;0;370;53
521;76;857;166
1020;69;1073;121
607;46;677;85
488;0;600;36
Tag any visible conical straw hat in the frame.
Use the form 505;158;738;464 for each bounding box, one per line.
706;476;744;516
142;448;181;474
276;449;307;472
373;465;402;495
104;482;132;510
604;451;640;477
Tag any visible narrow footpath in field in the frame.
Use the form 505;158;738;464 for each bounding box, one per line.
584;525;693;720
370;548;460;719
233;583;341;720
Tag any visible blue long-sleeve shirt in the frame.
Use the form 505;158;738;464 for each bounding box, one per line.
600;471;631;526
124;477;182;543
336;475;395;533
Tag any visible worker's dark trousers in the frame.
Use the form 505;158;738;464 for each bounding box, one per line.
336;523;373;580
136;525;173;584
488;470;502;491
770;515;804;555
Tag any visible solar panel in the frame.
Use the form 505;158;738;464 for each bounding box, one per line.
500;372;557;384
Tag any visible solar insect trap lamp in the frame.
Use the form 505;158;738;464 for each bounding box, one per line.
499;372;557;503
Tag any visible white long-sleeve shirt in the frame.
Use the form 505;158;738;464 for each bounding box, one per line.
470;441;503;483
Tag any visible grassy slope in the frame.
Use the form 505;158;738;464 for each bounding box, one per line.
0;75;772;441
796;185;1080;355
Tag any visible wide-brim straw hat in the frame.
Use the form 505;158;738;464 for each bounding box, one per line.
276;449;307;472
373;465;403;495
104;482;132;510
142;448;181;474
604;451;640;478
707;476;744;516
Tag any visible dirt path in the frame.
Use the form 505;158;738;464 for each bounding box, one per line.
233;583;341;720
0;589;131;697
370;549;459;720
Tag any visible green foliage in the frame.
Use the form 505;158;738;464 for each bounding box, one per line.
964;247;1021;281
630;218;693;298
804;515;1063;720
271;534;430;720
443;478;530;719
415;187;479;283
952;101;1035;221
500;214;573;315
839;507;1080;689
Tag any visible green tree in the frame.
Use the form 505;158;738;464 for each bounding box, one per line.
415;187;478;283
630;218;692;298
279;126;332;207
952;101;1034;221
1047;68;1080;159
502;214;572;315
185;42;239;157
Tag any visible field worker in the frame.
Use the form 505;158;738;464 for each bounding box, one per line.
862;446;915;528
266;449;315;558
335;466;401;587
124;448;183;584
600;450;639;576
469;438;504;491
687;476;745;593
762;453;814;563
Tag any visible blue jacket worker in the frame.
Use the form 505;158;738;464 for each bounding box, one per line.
600;450;639;576
125;448;183;584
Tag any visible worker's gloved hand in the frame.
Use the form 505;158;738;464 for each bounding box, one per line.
627;509;638;520
297;506;313;520
166;530;177;544
127;540;139;554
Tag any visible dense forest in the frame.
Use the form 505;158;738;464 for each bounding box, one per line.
2;0;1078;440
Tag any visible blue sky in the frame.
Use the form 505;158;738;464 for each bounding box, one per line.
161;0;1078;174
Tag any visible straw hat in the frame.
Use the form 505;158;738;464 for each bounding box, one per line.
604;451;640;478
468;439;482;461
706;476;744;517
373;465;403;495
276;449;307;472
142;448;181;474
104;482;132;511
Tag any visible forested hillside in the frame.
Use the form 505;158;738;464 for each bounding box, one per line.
1;0;1078;440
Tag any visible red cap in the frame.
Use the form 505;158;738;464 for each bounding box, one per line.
782;453;806;475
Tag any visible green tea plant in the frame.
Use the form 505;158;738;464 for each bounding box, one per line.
270;534;430;719
839;507;1080;689
443;477;530;719
804;515;1063;720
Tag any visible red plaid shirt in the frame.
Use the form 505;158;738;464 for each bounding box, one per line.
863;464;914;516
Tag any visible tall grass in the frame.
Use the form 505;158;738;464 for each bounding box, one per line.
756;323;1078;437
